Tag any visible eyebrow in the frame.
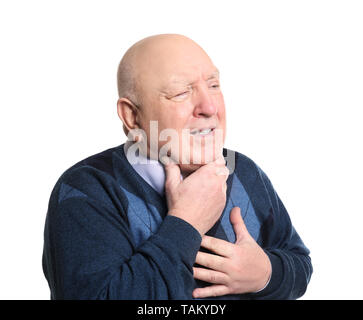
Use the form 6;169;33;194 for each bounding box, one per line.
162;69;220;90
206;69;220;80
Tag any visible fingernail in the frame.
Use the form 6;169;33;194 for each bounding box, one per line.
160;156;170;165
216;167;229;176
215;156;226;165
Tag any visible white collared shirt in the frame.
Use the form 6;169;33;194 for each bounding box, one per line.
124;141;168;196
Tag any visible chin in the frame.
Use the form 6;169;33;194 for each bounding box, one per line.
178;154;217;177
178;163;203;177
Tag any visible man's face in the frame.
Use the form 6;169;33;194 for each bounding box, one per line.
134;37;226;173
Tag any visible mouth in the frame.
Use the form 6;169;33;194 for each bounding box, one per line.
190;127;216;137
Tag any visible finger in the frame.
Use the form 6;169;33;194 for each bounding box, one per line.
205;157;226;171
222;181;227;194
162;157;181;192
195;251;227;272
193;285;230;299
193;267;229;285
230;207;249;243
200;235;235;257
214;156;226;166
215;166;230;177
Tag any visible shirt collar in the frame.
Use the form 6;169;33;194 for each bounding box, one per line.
123;141;166;196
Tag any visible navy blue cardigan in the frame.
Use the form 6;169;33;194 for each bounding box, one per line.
42;144;312;299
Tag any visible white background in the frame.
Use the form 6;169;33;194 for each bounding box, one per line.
1;0;362;300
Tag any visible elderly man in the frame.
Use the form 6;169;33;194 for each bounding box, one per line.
42;34;312;300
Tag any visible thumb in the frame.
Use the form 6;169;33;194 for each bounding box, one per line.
230;207;250;243
162;156;181;193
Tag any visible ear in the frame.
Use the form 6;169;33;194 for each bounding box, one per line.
117;98;140;134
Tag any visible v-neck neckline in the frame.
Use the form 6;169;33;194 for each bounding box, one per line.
115;143;234;218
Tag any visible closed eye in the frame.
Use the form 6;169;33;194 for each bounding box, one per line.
171;90;191;101
175;91;189;97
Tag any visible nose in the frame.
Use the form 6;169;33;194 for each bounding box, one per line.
192;86;217;118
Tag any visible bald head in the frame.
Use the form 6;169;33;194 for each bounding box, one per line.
117;34;213;104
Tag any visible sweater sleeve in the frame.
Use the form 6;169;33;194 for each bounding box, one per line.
247;168;313;300
42;172;202;300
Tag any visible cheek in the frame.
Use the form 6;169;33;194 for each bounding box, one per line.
162;102;191;128
154;105;190;159
218;107;226;125
216;93;226;112
215;97;226;127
